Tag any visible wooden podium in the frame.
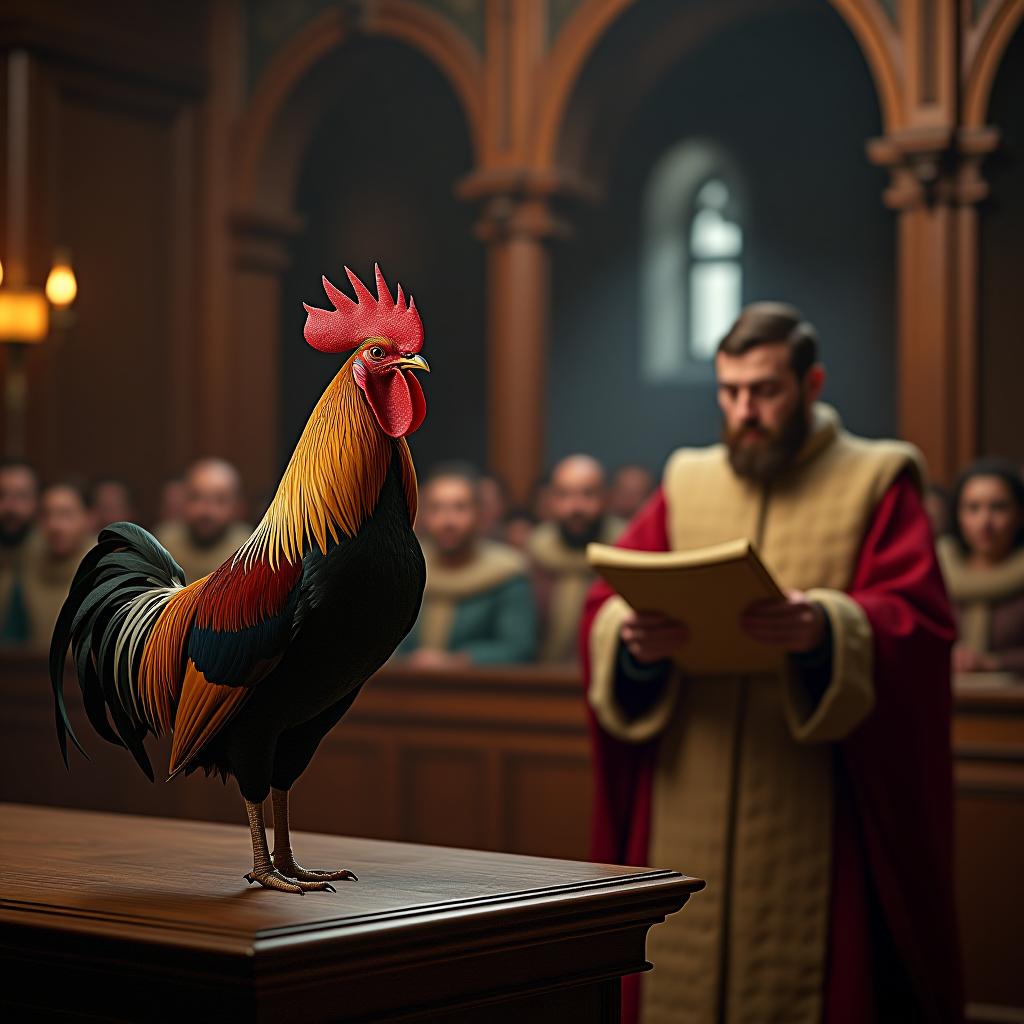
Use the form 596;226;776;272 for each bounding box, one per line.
0;804;703;1022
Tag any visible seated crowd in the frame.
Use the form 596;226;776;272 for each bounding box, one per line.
2;451;1022;677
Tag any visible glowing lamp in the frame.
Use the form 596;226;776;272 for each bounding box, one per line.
45;254;77;308
0;286;49;342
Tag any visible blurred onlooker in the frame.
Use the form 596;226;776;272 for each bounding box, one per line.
89;478;136;531
478;474;508;540
924;483;950;539
400;463;536;666
938;459;1024;676
528;455;625;663
156;476;186;528
502;506;536;551
608;463;656;521
23;481;94;650
154;458;251;583
0;458;40;643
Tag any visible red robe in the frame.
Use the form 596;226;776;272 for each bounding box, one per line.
580;472;962;1023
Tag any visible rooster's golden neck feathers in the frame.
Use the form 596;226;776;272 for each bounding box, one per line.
238;364;417;570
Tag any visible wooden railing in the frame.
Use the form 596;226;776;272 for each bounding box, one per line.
0;654;593;860
1;653;1021;1016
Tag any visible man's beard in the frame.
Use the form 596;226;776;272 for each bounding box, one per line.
725;402;811;484
558;516;604;551
0;519;31;548
187;522;230;550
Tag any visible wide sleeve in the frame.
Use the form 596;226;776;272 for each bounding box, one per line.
582;488;678;743
783;586;875;742
782;470;956;743
460;574;538;665
832;471;962;1021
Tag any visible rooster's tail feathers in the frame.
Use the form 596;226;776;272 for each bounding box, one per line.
49;522;188;779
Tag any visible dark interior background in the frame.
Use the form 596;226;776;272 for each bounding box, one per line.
979;23;1024;462
282;38;485;476
549;5;893;473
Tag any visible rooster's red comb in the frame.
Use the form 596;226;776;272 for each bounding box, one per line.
303;264;423;354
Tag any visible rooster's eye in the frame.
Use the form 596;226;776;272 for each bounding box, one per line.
368;346;385;360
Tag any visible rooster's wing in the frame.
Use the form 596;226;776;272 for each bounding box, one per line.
167;555;302;778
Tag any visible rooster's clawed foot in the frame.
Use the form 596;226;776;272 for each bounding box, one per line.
244;867;337;894
272;853;358;883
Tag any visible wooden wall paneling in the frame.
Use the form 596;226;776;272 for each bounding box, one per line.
227;210;301;500
0;3;208;509
953;685;1024;1019
501;749;593;859
43;74;193;512
0;656;594;861
197;0;244;471
19;53;61;466
286;731;399;841
400;745;491;849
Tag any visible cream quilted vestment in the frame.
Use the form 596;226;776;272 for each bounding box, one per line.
588;405;922;1024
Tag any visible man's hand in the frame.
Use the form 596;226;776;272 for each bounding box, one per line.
953;645;999;673
740;590;826;653
620;611;689;664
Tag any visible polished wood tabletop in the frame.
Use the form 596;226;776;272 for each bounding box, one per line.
0;803;703;1022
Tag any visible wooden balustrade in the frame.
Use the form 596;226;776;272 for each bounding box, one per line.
1;653;1021;1016
0;654;593;860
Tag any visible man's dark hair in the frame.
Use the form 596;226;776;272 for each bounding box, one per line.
717;302;820;379
41;478;90;509
948;458;1024;553
425;461;482;499
0;457;39;484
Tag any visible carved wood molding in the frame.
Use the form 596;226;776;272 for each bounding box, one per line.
532;0;905;179
867;124;1000;208
963;0;1024;127
234;0;485;212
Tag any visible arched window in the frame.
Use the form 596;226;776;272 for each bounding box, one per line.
641;141;744;381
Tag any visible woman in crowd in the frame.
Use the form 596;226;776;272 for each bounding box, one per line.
939;459;1024;677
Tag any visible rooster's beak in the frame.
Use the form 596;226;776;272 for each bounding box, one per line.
394;354;430;373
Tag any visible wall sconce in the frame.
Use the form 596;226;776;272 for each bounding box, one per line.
0;249;78;455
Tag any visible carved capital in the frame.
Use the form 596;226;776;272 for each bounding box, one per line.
456;167;598;243
867;126;1000;210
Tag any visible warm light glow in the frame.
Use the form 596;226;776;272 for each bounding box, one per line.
0;259;4;287
45;261;77;308
0;287;49;341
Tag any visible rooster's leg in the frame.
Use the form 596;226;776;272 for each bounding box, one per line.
242;797;337;893
271;788;358;883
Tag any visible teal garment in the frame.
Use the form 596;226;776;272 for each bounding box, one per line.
0;577;29;645
401;574;538;664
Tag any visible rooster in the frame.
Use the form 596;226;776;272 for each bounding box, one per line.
50;265;429;893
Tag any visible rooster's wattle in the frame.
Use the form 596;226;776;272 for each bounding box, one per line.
50;264;429;893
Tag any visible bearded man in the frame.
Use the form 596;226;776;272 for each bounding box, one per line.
581;303;960;1024
529;455;625;662
154;458;251;583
